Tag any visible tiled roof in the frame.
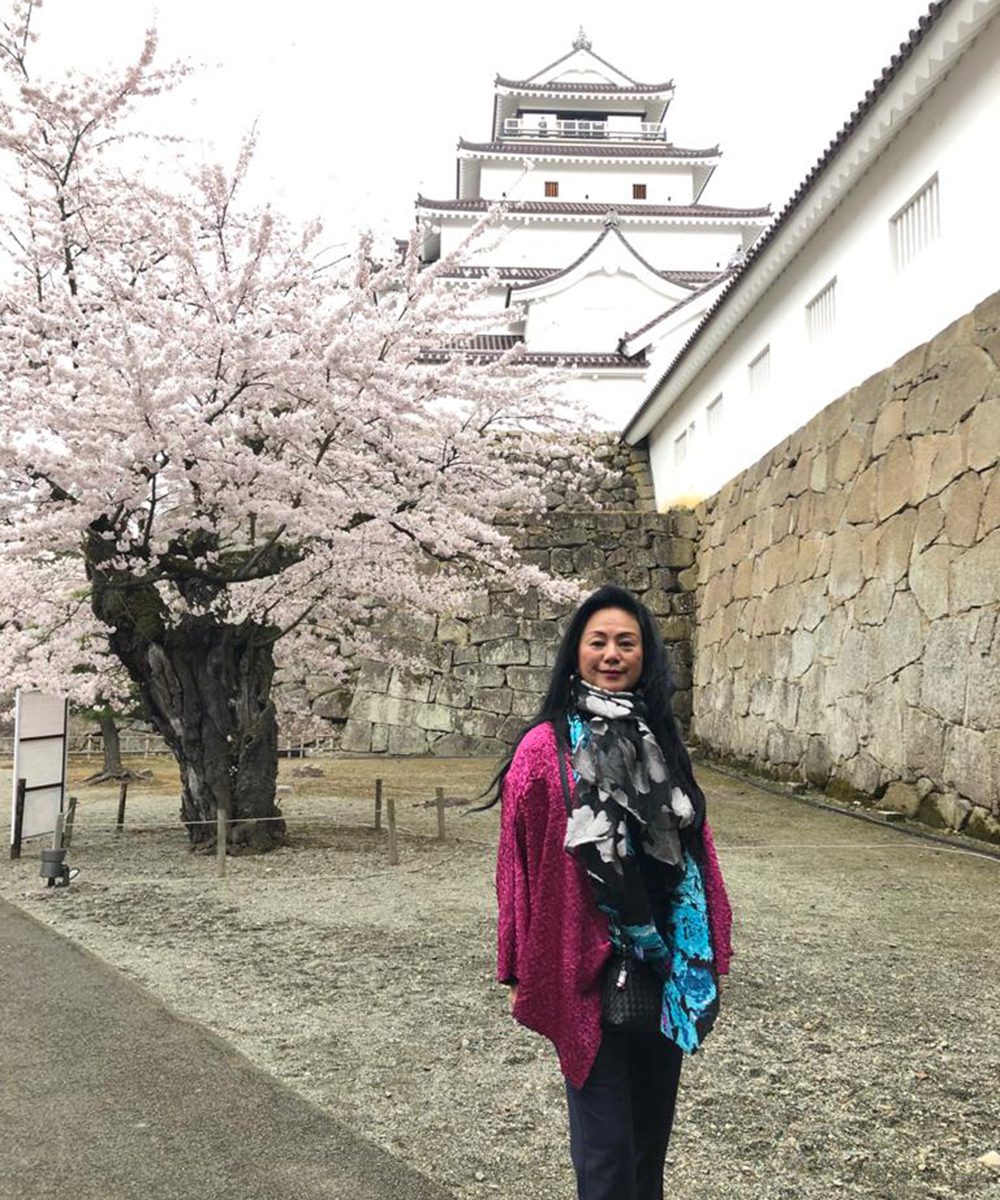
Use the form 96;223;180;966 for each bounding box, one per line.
437;264;718;288
457;334;525;351
416;197;771;220
507;223;706;294
627;1;958;436
437;266;560;280
458;140;719;159
419;348;647;369
621;271;735;344
496;75;672;94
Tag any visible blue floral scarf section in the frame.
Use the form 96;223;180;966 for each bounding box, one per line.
568;713;719;1053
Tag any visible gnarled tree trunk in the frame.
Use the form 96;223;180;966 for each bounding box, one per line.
97;706;123;775
90;572;287;852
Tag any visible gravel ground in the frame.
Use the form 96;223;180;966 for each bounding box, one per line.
3;755;1000;1200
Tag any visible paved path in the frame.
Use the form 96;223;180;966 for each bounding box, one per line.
0;899;451;1200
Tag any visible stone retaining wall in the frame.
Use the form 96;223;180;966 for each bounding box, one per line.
340;508;698;756
693;290;1000;842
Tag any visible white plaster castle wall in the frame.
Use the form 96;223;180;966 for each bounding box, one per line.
439;219;748;271
524;272;678;352
645;13;1000;508
478;161;700;205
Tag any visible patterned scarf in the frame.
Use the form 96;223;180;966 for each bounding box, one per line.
563;677;700;944
563;677;718;1051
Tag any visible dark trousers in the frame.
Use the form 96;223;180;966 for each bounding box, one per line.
565;1029;683;1200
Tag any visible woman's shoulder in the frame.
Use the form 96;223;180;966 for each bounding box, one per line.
506;721;560;789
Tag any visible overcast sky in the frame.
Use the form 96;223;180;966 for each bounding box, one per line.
24;0;930;243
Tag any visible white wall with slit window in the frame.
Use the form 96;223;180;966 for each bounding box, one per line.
632;1;1000;508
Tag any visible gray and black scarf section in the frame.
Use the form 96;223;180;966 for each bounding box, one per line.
563;677;704;929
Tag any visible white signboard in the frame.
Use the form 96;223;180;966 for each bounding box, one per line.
11;690;69;843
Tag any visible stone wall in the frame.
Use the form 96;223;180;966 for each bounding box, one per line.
693;290;1000;842
340;508;699;756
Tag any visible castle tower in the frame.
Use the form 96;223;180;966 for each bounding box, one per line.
416;33;771;426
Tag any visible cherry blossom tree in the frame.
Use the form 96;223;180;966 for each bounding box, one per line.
0;1;587;850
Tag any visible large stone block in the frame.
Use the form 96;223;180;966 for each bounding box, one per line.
966;807;1000;844
933;343;994;432
357;660;392;694
979;468;1000;537
876;439;915;521
941;470;983;546
475;687;514;715
468;615;520;645
431;676;472;709
872;401;904;457
909;543;957;620
950;529;1000;612
833;430;866;483
920;791;973;832
766;727;805;766
872;591;925;681
453;662;505;688
966;396;1000;472
944;725;1000;811
436;616;469;646
881;781;921;817
412;702;454;732
914;496;945;552
844;463;878;524
480;637;531;665
901;707;946;782
430;732;506;757
865;688;906;774
873;506;912;580
387;669;432;702
926;432;966;496
853;578;894;625
387;725;431;755
966;612;1000;728
904;377;940;436
653;536;696;569
506;665;550;692
456;710;504;739
827;526;864;600
340;719;373;753
920;613;977;724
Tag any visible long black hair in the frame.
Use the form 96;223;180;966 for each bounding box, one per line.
482;583;704;809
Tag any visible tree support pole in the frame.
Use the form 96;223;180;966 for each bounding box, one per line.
10;778;26;860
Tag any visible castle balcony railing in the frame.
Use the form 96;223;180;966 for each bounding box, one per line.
501;118;666;141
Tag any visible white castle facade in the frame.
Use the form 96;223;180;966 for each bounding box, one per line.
415;32;770;429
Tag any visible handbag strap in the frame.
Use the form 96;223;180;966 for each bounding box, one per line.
556;734;573;816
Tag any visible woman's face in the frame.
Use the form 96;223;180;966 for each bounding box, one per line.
577;607;643;692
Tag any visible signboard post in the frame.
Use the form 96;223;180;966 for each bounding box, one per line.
9;691;69;856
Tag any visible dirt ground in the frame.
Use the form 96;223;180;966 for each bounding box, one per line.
3;754;1000;1200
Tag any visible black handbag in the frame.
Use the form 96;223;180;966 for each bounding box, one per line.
600;953;664;1034
556;744;664;1035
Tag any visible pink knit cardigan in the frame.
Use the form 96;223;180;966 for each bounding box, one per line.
496;721;733;1089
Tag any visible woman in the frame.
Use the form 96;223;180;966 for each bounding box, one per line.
492;584;732;1200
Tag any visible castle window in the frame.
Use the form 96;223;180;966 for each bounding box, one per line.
707;394;724;436
891;175;939;270
632;183;647;200
544;180;559;198
806;278;837;341
748;346;770;395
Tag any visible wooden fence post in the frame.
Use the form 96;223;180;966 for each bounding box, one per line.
115;779;128;835
63;796;78;849
436;786;446;842
10;778;26;860
374;778;383;831
386;795;399;866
